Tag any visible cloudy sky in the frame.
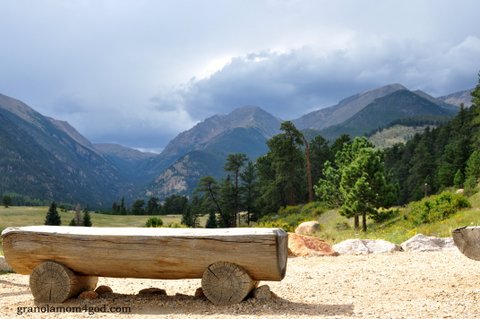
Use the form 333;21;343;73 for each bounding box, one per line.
1;0;479;152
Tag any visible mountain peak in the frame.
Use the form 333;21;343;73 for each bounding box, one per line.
438;88;474;107
159;106;281;160
293;83;407;130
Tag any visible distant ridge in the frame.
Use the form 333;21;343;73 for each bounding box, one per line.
0;93;124;207
318;89;455;140
293;84;406;130
438;89;473;107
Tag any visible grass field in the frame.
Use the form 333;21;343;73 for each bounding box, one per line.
0;206;188;229
1;191;479;256
311;191;480;244
0;207;212;255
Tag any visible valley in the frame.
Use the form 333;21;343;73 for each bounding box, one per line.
0;84;472;208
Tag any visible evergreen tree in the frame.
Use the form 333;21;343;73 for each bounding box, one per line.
146;196;161;215
309;135;333;185
83;211;92;227
120;197;127;215
69;218;76;226
256;153;283;214
112;201;119;214
2;195;12;208
314;160;342;207
259;121;306;210
454;169;464;188
316;137;394;232
163;195;188;215
196;176;223;216
205;210;218;228
44;202;61;225
131;199;146;215
219;176;236;227
181;203;196;227
224;153;248;226
240;161;259;224
465;150;480;194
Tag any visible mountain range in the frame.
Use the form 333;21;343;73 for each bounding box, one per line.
0;84;473;208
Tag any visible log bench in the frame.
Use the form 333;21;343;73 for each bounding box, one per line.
1;226;288;305
452;226;480;261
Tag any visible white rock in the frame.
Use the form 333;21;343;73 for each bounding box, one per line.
333;239;370;255
401;234;455;252
333;239;401;255
364;239;402;254
0;256;13;272
295;221;320;235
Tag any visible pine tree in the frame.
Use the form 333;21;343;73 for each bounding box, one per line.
45;202;61;225
310;135;333;185
219;176;236;227
146;196;160;215
2;195;12;208
240;161;259;224
181;203;196;227
453;169;464;188
465;151;480;194
83;211;92;227
205;210;218;228
258;121;306;210
120;197;127;215
316;137;394;232
224;153;248;226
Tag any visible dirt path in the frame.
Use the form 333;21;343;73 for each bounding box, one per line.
1;249;479;318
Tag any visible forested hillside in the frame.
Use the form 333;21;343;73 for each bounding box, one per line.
384;95;480;203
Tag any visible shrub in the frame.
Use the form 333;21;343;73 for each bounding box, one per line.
256;220;293;232
278;205;302;217
335;222;351;231
258;202;326;232
166;222;187;228
407;191;470;225
145;217;163;227
300;201;325;217
370;208;399;223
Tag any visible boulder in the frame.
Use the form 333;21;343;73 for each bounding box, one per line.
138;288;167;296
288;233;339;257
0;256;13;272
95;285;113;295
78;290;98;300
333;239;402;255
194;287;205;298
295;221;321;235
401;234;455;252
252;285;273;300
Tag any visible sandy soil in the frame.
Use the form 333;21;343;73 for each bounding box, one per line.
1;249;479;318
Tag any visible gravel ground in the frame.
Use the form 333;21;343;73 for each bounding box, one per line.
1;249;479;318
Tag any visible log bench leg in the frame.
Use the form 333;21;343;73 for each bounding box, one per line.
29;261;98;303
201;261;257;306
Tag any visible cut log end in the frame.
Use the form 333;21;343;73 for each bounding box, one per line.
29;261;98;303
201;261;257;306
452;226;480;261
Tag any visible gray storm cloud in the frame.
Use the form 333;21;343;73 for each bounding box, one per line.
0;0;479;149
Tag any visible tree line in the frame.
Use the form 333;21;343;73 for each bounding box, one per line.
44;202;92;227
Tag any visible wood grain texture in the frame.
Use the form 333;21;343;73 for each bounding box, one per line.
201;261;257;305
452;226;480;261
1;226;288;281
29;261;98;303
